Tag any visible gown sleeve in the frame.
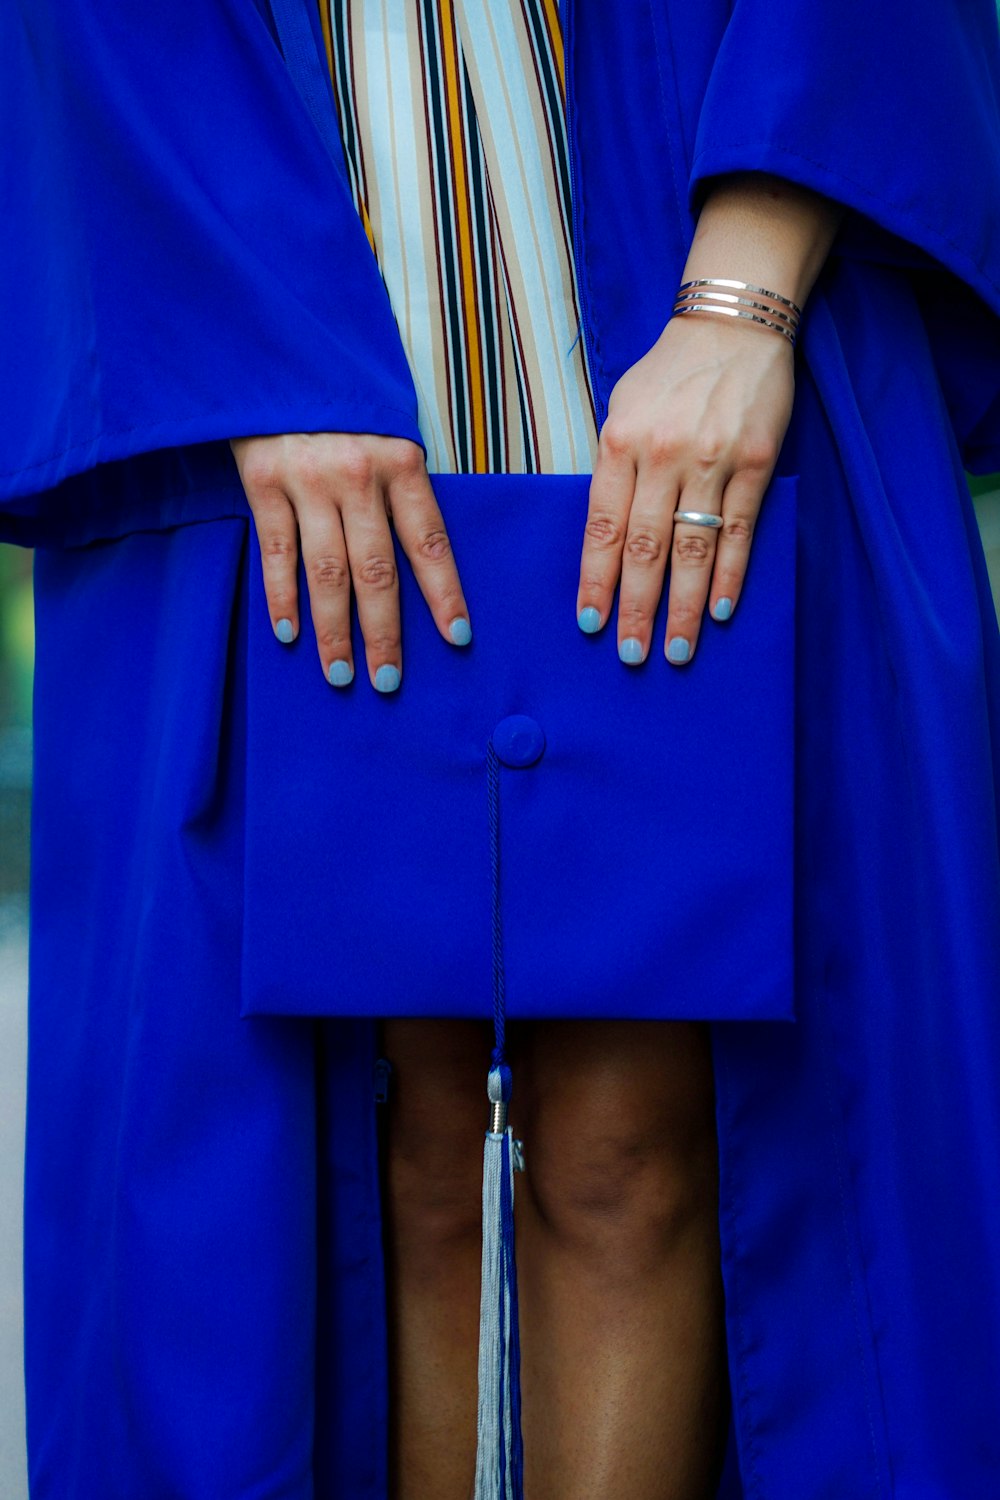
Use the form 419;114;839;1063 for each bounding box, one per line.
0;0;421;545
686;0;1000;474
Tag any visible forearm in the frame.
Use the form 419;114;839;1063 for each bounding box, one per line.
681;171;846;313
586;186;823;663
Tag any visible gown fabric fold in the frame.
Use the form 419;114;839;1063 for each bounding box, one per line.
6;1;1000;1495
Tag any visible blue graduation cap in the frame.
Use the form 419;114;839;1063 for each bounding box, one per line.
240;468;797;1496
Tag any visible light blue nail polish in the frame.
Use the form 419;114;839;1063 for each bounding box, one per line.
578;605;601;634
275;617;295;644
374;664;401;693
619;636;644;664
328;659;353;687
667;637;691;663
713;597;733;621
449;616;472;645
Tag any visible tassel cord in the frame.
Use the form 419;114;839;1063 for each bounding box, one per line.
488;743;508;1073
473;742;525;1499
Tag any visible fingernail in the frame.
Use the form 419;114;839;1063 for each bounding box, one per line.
449;616;472;645
328;659;353;687
374;664;401;693
578;605;601;634
667;637;691;663
275;618;295;644
713;598;733;621
619;636;644;664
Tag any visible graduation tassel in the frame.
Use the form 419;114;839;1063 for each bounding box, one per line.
474;743;525;1500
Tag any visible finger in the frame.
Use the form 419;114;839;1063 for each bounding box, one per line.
338;462;403;693
576;427;636;635
247;488;301;646
385;454;472;647
708;472;762;622
615;462;675;665
291;477;356;689
663;476;725;666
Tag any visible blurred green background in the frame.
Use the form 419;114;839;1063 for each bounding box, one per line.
971;472;1000;613
0;544;32;910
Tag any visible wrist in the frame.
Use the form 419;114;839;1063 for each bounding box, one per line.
682;171;845;310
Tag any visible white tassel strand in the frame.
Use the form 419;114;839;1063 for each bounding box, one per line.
473;1064;524;1499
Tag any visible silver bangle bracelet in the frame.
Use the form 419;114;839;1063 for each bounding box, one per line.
672;277;801;347
677;277;803;319
671;301;798;345
674;288;799;332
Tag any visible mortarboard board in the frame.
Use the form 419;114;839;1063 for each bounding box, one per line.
241;470;797;1029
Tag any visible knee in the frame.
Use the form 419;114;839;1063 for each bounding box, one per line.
384;1129;484;1258
521;1099;719;1277
380;1071;485;1262
378;1018;492;1259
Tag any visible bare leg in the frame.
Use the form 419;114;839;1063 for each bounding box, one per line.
513;1019;728;1500
378;1017;493;1500
377;1016;728;1500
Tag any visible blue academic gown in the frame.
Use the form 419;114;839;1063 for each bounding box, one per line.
4;1;1000;1495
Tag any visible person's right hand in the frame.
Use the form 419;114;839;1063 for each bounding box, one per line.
229;431;472;691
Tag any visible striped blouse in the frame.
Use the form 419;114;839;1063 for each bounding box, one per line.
318;0;599;475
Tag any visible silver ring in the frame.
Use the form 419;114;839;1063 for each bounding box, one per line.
673;510;723;528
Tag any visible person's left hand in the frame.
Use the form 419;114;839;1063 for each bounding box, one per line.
575;310;795;666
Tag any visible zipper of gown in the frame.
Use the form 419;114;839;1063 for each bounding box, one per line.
373;1055;392;1107
373;1052;392;1178
562;0;607;431
373;1056;392;1226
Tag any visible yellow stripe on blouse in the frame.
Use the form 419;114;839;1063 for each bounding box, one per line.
319;0;599;475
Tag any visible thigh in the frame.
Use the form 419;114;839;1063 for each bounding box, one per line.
377;1017;496;1218
512;1018;715;1133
